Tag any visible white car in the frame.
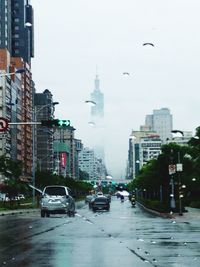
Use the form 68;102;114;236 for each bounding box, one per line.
40;185;75;217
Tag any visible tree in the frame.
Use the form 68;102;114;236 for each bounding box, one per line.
0;156;24;200
79;169;90;180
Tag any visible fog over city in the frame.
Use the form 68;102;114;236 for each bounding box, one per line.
32;0;200;178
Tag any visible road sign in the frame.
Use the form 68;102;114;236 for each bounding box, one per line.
176;163;183;172
168;164;176;175
0;117;8;132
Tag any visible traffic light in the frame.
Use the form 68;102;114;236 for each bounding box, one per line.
41;119;70;127
58;120;70;127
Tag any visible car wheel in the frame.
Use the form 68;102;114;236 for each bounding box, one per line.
68;210;73;217
41;210;45;217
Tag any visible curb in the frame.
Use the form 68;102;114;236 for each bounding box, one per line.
0;199;85;217
136;202;174;219
0;209;39;216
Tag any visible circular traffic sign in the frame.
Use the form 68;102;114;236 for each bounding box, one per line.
0;117;9;132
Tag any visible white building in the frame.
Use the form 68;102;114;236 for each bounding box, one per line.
79;147;104;180
140;135;162;165
145;108;173;143
128;130;162;179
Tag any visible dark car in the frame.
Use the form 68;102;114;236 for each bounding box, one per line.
90;196;110;212
104;194;112;203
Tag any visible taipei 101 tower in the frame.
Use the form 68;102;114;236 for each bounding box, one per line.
90;74;105;161
91;75;104;118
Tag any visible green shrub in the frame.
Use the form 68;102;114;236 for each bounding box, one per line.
189;201;200;208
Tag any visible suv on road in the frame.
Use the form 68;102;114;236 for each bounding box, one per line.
40;185;75;217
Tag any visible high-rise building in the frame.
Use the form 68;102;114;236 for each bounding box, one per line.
91;75;104;118
0;0;34;180
145;108;173;143
0;0;34;63
90;74;105;161
53;125;81;179
127;129;158;180
34;89;56;173
79;147;104;180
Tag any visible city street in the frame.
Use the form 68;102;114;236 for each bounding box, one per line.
0;198;200;267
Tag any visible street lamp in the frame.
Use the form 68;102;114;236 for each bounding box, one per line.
171;130;184;215
0;68;25;77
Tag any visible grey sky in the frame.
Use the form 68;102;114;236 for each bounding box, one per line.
31;0;200;178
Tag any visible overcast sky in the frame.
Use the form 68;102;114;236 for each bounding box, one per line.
31;0;200;178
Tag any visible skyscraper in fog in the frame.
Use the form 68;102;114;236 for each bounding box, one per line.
91;75;104;119
90;74;105;162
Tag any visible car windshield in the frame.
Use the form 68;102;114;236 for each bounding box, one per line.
44;187;66;196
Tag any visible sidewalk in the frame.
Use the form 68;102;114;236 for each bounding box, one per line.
137;201;200;220
137;201;174;219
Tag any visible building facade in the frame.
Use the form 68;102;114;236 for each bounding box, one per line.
0;0;34;63
127;129;161;180
0;0;34;181
79;147;105;180
54;126;82;179
34;89;56;173
145;108;173;143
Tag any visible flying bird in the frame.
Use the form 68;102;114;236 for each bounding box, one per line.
85;100;96;106
123;72;130;76
143;42;155;47
88;121;95;126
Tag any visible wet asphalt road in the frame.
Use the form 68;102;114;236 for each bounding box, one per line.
0;198;200;267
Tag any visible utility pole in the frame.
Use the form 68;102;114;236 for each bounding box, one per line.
177;151;183;216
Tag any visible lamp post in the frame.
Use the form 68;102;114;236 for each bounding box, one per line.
0;68;25;78
171;130;184;215
177;151;183;215
169;149;176;210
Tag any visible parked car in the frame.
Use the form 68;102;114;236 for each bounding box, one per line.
90;196;110;212
40;185;75;217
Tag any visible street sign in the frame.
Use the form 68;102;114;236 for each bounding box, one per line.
176;163;183;172
168;164;176;175
0;117;8;132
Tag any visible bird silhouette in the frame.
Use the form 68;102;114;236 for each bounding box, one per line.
85;100;96;105
143;43;154;47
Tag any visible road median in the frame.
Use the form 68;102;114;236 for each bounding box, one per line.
137;201;174;219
